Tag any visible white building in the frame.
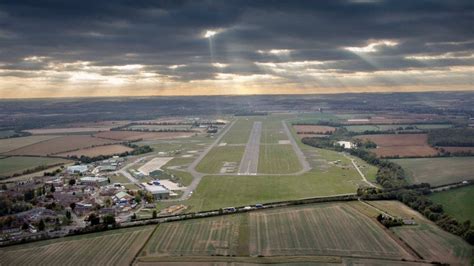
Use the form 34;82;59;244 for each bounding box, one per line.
336;141;355;149
80;176;109;186
67;165;89;174
142;182;170;200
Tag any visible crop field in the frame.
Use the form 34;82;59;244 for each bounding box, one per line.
391;157;474;186
249;203;412;258
293;125;336;134
258;144;301;174
356;134;438;157
25;127;113;135
0;156;70;177
195;146;245;174
392;225;471;265
429;185;474;222
56;144;133;157
0;135;60;154
94;131;195;141
127;124;193;131
0;226;155;266
345;124;452;133
142;215;242;257
220;118;255;144
4;136;120;156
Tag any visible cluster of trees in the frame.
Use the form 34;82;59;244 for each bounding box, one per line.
0;130;31;140
376;214;403;228
73;145;153;163
428;128;474;146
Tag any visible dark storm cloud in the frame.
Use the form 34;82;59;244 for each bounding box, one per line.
0;0;472;82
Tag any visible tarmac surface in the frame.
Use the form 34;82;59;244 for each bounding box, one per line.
238;121;262;175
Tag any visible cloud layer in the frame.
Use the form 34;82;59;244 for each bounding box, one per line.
0;0;473;97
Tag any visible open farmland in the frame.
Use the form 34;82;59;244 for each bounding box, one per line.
249;203;412;258
142;215;242;257
356;134;438;157
4;136;120;156
25;127;112;135
345;124;452;133
391;157;474;186
258;144;301;174
0;226;154;266
0;156;70;177
56;144;133;157
95;131;194;141
195;146;245;174
429;185;474;222
439;146;474;153
293;125;336;134
0;135;61;154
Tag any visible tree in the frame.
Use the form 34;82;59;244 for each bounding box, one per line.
50;184;56;193
103;214;116;225
131;213;137;220
38;219;45;231
69;179;76;186
22;222;29;230
88;213;100;226
70;202;76;210
65;210;72;220
152;210;157;219
108;177;111;184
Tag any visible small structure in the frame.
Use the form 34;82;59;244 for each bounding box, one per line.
80;176;109;186
67;165;89;174
114;191;133;204
142;182;170;200
336;141;355;149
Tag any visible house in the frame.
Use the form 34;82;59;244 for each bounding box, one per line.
142;182;170;200
336;141;355;149
114;191;133;204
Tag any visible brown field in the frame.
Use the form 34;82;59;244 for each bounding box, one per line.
249;203;413;259
4;136;120;156
56;144;133;157
25;127;112;134
95;131;195;141
438;146;474;153
0;226;154;266
356;134;438;157
0;135;61;154
345;114;444;125
296;133;330;139
293;125;336;134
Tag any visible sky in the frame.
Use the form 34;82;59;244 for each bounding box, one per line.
0;0;473;98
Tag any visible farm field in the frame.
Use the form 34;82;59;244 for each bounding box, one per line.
142;215;243;257
0;135;60;154
0;156;70;177
258;144;301;174
0;226;155;266
345;124;452;133
429;185;474;222
94;131;195;141
56;144;133;157
248;203;412;258
195;146;245;174
25;127;112;135
293;125;336;134
439;146;474;153
391;157;474;186
127;124;193;131
356;134;438;157
4;135;120;156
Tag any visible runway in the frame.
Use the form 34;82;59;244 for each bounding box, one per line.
238;121;262;175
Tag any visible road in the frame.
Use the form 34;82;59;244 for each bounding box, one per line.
343;153;377;188
281;120;311;173
114;155;156;189
238;121;262;175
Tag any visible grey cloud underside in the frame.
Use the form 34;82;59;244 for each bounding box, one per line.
0;0;473;83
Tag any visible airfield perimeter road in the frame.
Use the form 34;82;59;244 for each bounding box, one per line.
238;121;262;175
281;120;311;173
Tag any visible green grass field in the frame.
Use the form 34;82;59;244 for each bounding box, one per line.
0;156;70;177
258;144;301;174
220;118;255;144
391;157;474;186
429;185;474;222
260;116;288;144
195;146;245;174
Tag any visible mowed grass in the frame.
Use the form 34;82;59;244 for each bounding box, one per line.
220;118;256;144
429;185;474;222
0;135;60;153
258;144;301;174
249;203;412;259
0;226;155;266
260;116;288;144
391;157;474;186
142;215;243;257
195;146;245;174
0;156;70;177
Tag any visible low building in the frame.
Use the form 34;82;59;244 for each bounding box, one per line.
67;165;89;174
80;176;109;186
142;182;170;200
114;191;133;204
336;141;355;149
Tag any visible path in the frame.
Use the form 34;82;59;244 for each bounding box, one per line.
238;121;262;175
344;153;377;188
